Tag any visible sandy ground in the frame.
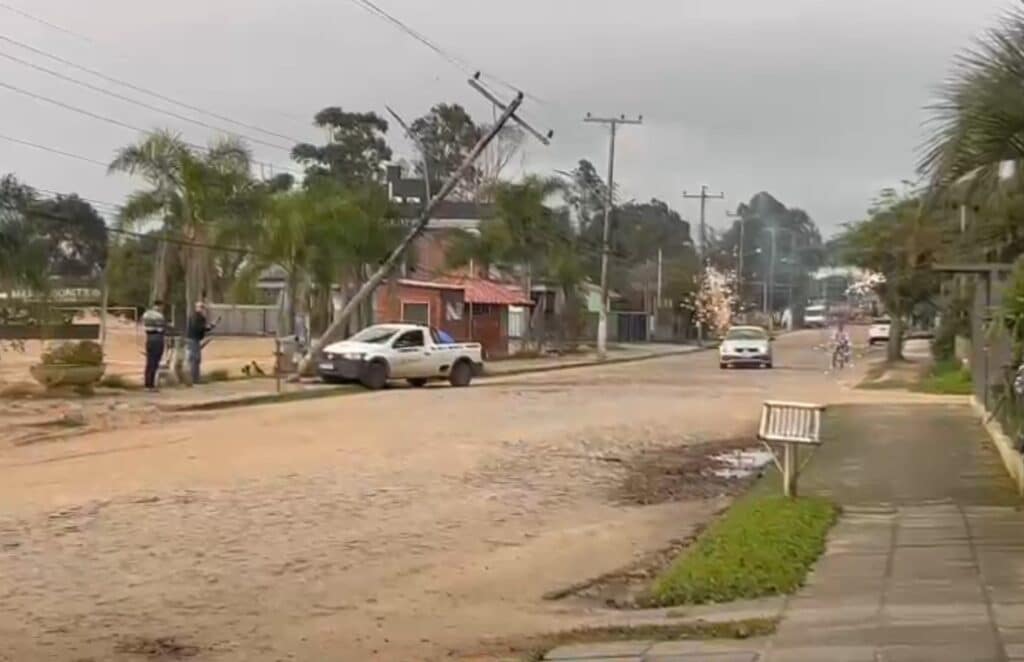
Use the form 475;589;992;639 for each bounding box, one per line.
0;317;276;385
0;331;874;661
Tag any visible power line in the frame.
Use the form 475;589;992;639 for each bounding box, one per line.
0;78;303;176
0;48;292;152
0;132;109;167
0;2;99;45
349;0;545;104
0;33;305;145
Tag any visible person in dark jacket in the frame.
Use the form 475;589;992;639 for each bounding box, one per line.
186;302;215;385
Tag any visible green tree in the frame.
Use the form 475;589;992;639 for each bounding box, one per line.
714;192;823;312
109;130;258;306
0;176;48;297
448;176;587;346
292;108;392;185
838;187;941;361
920;6;1024;191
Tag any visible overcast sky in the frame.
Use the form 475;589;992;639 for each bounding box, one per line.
0;0;1011;236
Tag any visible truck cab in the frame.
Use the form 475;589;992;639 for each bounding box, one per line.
318;324;484;390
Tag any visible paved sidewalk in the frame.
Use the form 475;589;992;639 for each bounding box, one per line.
544;403;1024;661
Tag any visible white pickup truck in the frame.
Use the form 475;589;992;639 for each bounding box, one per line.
317;323;484;390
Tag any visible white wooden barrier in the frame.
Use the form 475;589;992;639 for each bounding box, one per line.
757;401;826;497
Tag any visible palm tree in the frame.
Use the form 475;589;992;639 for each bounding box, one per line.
920;6;1024;192
449;176;586;347
109;131;257;307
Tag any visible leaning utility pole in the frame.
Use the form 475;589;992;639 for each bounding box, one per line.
299;78;549;374
584;112;642;360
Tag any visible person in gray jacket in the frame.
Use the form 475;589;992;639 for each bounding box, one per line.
142;300;166;391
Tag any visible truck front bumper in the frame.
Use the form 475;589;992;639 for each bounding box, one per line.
317;356;369;381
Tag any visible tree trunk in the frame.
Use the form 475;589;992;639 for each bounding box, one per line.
887;314;905;362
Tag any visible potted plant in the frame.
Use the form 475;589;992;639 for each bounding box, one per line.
30;340;106;391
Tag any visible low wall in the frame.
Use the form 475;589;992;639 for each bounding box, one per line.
971;396;1024;496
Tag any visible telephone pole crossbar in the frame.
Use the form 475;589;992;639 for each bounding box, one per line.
584;112;642;360
682;185;725;263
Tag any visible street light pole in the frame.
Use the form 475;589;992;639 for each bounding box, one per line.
584;113;643;359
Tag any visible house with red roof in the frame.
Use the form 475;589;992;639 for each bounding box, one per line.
374;276;532;359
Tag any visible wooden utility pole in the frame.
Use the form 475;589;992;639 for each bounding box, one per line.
300;79;548;374
683;185;724;342
584;112;642;359
683;185;725;262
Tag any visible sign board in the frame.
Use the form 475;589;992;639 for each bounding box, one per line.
757;400;826;497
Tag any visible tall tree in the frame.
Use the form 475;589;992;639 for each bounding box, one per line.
713;192;823;312
920;5;1024;192
292;108;391;185
408;102;523;201
838;187;941;361
109;131;257;307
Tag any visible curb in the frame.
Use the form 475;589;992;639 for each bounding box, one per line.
970;396;1024;496
158;347;710;413
482;346;709;379
157;384;358;413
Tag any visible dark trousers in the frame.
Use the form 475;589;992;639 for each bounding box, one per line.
144;334;165;389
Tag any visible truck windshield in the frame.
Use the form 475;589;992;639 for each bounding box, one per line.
348;326;400;344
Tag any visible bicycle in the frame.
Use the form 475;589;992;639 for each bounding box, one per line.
828;339;853;372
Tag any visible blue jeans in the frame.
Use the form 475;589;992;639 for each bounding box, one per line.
188;338;202;385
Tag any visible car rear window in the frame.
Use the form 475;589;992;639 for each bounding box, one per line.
726;328;767;340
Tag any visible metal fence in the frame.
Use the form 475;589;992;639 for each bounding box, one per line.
206;304;280;336
969;270;1017;434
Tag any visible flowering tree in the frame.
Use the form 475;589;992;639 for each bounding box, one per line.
846;271;886;299
685;266;737;337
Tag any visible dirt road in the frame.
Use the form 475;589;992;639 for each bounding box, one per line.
0;331;866;661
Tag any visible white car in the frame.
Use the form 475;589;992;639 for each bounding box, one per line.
318;324;484;390
868;318;890;345
719;325;773;369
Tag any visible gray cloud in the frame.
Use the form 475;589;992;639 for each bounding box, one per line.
0;0;1010;235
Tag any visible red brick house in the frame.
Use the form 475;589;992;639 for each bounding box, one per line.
374;277;531;359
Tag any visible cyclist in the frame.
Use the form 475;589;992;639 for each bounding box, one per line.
831;320;852;370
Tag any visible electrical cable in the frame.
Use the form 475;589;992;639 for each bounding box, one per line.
0;78;304;177
0;132;109;167
0;49;292;152
0;2;99;45
0;33;305;145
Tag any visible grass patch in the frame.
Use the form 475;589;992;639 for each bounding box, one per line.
517;618;778;661
915;359;972;395
650;495;838;606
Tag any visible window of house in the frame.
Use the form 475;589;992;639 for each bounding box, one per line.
394;330;425;349
402;301;429;325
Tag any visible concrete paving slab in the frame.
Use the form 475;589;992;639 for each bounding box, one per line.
879;643;1002;662
645;654;759;662
545;641;653;660
644;641;763;656
762;645;876;662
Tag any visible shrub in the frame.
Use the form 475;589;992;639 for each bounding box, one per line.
651;495;838;605
40;341;103;366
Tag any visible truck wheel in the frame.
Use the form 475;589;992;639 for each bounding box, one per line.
361;361;388;390
449;360;473;387
407;378;428;388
